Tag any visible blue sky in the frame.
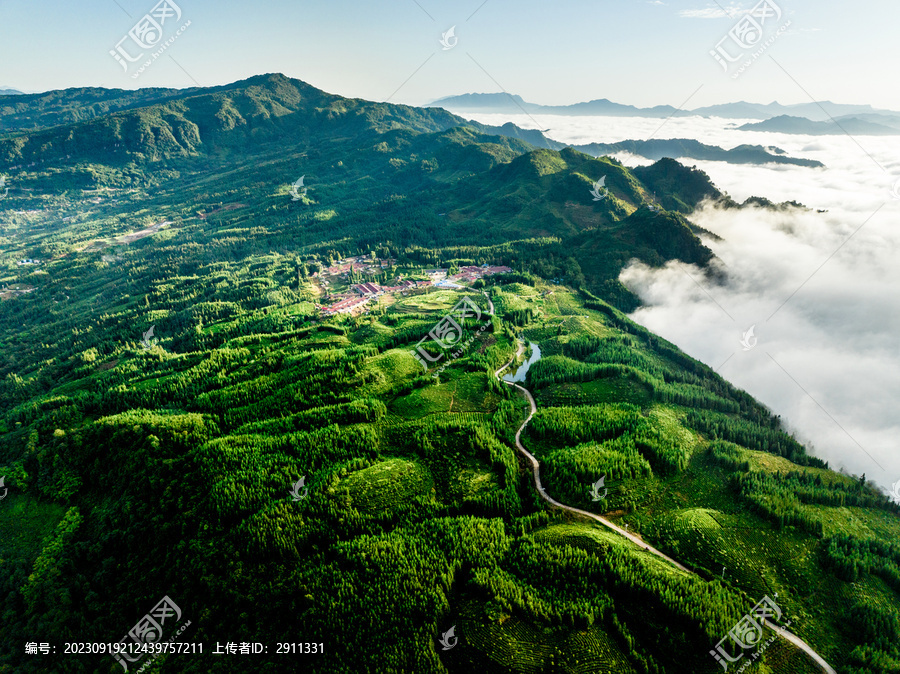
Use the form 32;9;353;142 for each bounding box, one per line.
1;0;897;110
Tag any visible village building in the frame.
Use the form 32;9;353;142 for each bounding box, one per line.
354;282;383;296
322;296;369;315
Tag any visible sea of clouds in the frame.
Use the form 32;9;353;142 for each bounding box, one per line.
457;110;900;493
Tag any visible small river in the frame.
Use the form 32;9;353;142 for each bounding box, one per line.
503;342;542;383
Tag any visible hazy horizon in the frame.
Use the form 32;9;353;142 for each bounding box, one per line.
2;0;900;110
3;78;898;116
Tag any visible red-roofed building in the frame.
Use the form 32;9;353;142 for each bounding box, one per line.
322;296;370;314
354;283;383;296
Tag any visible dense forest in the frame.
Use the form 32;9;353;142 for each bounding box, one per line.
0;75;897;673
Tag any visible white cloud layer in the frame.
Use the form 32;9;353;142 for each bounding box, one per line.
461;111;900;492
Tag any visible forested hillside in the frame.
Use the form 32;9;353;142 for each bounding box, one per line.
1;75;897;674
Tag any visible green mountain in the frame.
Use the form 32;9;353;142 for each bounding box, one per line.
1;74;897;674
0;74;734;310
0;79;822;169
0;85;198;133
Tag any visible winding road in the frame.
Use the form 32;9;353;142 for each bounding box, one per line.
490;327;837;674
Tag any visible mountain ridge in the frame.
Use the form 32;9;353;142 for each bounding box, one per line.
1;75;824;170
0;72;788;317
738;114;900;135
427;92;900;122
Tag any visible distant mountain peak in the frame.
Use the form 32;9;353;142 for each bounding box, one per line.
738;114;900;136
430;92;527;107
426;92;900;122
